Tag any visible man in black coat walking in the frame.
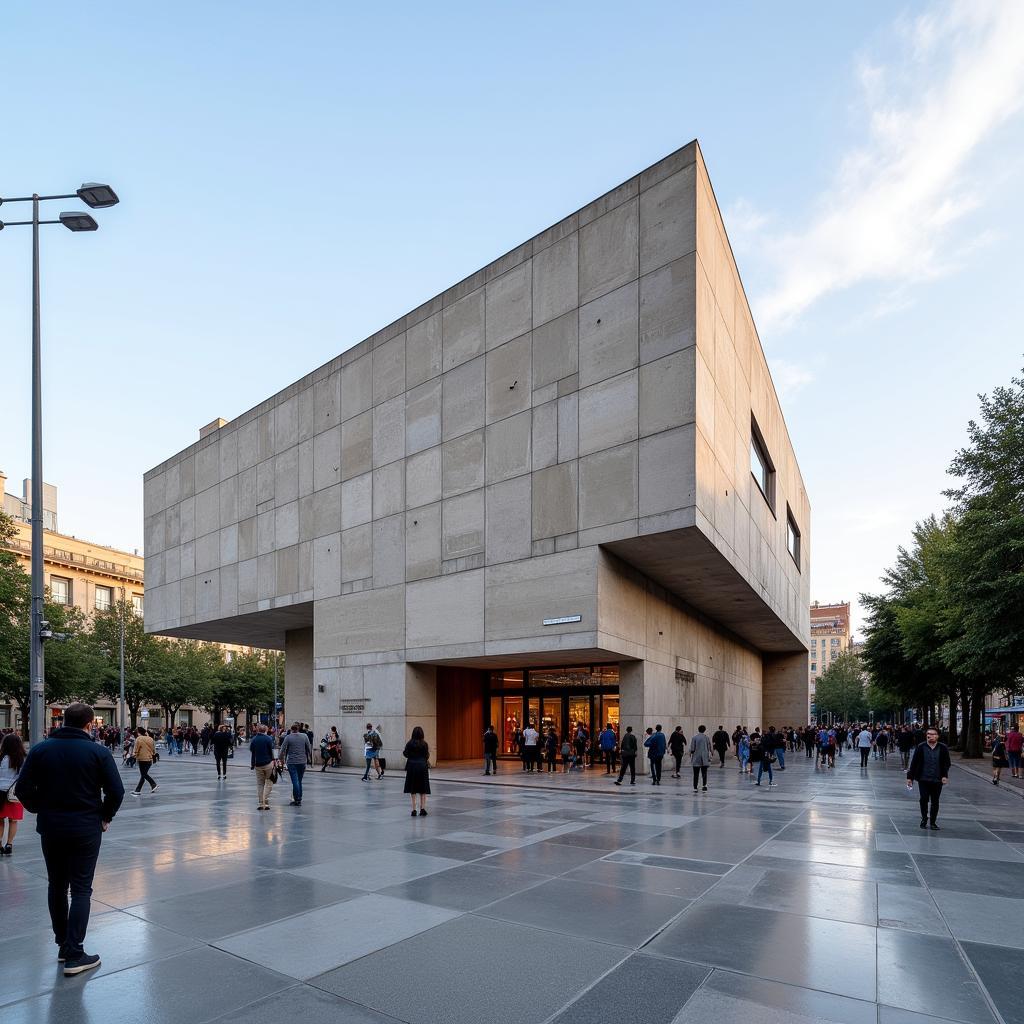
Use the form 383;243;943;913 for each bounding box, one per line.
15;702;125;976
711;726;731;767
906;727;951;830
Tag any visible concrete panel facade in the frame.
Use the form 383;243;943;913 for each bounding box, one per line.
145;141;811;758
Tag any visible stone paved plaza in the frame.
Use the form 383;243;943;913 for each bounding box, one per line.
2;748;1023;1024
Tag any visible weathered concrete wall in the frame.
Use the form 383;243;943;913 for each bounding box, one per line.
599;553;762;739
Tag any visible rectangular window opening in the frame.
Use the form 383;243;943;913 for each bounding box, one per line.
750;415;775;512
786;505;801;568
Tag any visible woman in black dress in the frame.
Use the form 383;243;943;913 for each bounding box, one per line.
403;726;431;817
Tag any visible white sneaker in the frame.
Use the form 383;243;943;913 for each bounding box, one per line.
130;791;140;797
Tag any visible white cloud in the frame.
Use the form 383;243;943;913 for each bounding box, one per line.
753;0;1024;332
769;358;814;399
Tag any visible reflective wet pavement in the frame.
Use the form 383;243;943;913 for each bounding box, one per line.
2;747;1023;1024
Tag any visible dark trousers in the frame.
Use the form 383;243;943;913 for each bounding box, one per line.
215;753;228;776
860;747;870;767
672;753;683;776
918;780;942;824
135;760;156;792
715;746;727;766
805;742;813;758
693;764;708;789
524;746;538;771
603;750;616;773
649;755;663;783
546;750;557;772
41;831;102;958
484;752;497;774
287;763;305;802
617;754;636;783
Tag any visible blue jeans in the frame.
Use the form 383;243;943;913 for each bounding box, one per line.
484;753;497;774
775;747;785;769
287;763;305;803
362;757;374;780
757;759;773;784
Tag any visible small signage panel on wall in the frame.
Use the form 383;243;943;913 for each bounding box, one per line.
543;615;582;626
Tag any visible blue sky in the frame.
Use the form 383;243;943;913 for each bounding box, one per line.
1;1;1021;633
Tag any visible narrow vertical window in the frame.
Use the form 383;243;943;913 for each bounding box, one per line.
750;416;775;510
786;507;801;568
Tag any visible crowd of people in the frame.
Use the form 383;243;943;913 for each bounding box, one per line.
1;700;1021;981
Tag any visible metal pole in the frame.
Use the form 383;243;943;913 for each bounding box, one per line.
29;194;45;747
273;652;278;735
119;589;126;732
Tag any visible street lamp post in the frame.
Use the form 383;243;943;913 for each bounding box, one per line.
118;588;126;733
1;183;118;745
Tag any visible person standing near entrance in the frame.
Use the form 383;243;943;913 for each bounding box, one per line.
614;726;638;785
250;725;277;809
689;725;712;792
522;721;540;773
857;725;873;768
598;724;617;774
907;726;950;830
212;724;232;780
280;723;312;806
14;702;124;976
644;725;666;785
131;728;158;796
483;725;499;776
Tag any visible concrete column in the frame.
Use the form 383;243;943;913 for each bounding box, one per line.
284;627;314;728
762;651;809;728
405;663;437;765
620;659;678;735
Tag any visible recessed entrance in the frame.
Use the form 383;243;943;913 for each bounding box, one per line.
434;663;620;761
489;665;620;758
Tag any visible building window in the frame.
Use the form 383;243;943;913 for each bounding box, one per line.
50;576;70;605
132;594;144;617
750;416;775;510
786;507;801;567
95;586;113;612
810;663;817;672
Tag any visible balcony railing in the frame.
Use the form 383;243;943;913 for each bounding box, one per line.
2;536;145;583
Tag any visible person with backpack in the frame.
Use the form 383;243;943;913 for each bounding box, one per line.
372;724;386;778
738;731;751;774
756;733;776;788
613;726;638;786
748;730;764;780
131;728;158;796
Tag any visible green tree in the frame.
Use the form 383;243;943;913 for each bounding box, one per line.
0;510;100;736
942;368;1024;754
151;639;222;730
91;599;165;729
813;651;868;721
210;649;275;726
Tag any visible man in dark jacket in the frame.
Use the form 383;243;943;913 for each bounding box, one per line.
15;702;124;976
483;725;499;776
907;727;951;830
643;725;667;785
614;726;638;786
711;726;731;767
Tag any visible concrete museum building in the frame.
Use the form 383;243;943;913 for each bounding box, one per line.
143;141;811;764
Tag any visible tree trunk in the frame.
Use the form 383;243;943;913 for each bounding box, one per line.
947;689;959;749
15;696;29;740
963;684;986;757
